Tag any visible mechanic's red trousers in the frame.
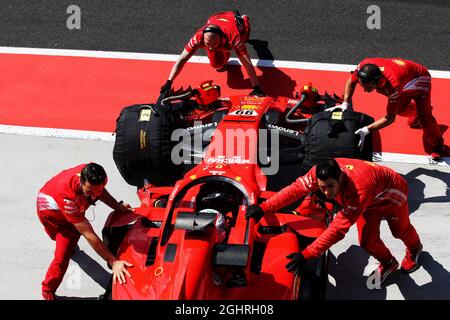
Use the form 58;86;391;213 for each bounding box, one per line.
356;200;421;265
207;48;231;69
399;92;444;154
37;210;81;294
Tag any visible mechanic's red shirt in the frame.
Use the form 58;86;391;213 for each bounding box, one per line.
185;11;248;57
351;58;431;115
260;158;408;259
37;164;94;225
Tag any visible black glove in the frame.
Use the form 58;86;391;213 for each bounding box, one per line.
285;252;307;276
160;80;173;94
249;85;265;97
245;204;264;221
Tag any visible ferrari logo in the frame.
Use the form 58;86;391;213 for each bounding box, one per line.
392;59;406;66
345;165;354;170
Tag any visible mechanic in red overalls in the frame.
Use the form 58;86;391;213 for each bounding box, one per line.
329;58;445;160
37;163;134;300
246;158;423;285
161;11;264;96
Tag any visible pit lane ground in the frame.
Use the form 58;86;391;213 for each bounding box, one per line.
1;133;449;300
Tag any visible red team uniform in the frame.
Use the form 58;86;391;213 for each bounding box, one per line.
352;58;444;155
260;158;421;265
37;164;96;295
185;11;250;69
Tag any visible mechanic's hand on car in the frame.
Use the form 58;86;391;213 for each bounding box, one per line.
160;80;173;94
355;126;370;151
249;85;265;97
245;204;265;221
112;260;133;285
325;101;348;112
285;252;307;276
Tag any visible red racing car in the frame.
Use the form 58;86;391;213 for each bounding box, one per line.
101;81;370;300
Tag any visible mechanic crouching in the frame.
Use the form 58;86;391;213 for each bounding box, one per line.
246;157;423;286
36;163;133;300
161;11;264;97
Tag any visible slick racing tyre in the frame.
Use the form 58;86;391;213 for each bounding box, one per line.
113;103;184;187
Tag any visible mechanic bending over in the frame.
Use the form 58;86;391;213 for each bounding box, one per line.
161;11;265;97
246;157;423;285
36;163;134;300
328;58;445;160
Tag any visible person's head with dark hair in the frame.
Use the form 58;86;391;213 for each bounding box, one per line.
316;158;343;200
80;163;107;203
357;63;383;92
202;24;223;51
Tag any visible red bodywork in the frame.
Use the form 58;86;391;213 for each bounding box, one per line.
104;93;329;300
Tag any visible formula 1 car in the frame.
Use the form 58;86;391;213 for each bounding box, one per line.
102;81;372;300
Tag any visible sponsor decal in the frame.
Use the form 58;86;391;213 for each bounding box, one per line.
267;124;299;136
206;156;250;164
139;130;147;149
249;192;255;204
242;96;265;102
331;111;343;120
240;104;259;110
139;108;152;122
169;184;180;201
209;170;226;175
186;122;217;131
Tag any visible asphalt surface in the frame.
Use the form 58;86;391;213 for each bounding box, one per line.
1;0;450;69
1;133;449;300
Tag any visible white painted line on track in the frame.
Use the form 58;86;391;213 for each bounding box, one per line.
1;46;450;79
0;124;115;142
1;124;448;167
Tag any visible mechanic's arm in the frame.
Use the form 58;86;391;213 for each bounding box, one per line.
260;169;318;214
168;48;195;82
73;218;133;284
301;208;361;259
238;52;260;88
366;113;396;132
343;75;357;103
99;189;133;213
